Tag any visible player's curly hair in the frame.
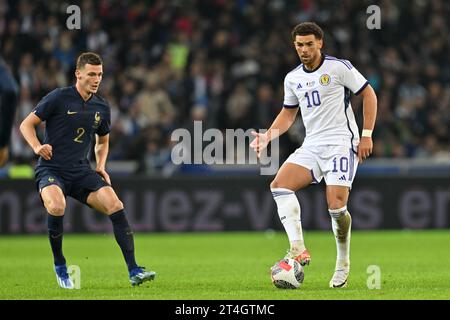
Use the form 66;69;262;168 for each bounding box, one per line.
76;52;103;69
291;22;324;41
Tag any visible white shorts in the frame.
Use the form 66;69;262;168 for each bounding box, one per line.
285;145;358;188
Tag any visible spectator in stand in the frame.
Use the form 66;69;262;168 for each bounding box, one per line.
0;0;447;173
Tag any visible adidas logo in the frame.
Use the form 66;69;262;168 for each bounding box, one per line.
296;83;303;89
339;175;347;181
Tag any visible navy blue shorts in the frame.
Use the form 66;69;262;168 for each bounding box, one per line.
35;166;110;205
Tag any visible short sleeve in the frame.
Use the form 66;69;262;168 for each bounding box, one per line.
32;89;59;121
338;61;369;95
96;108;111;136
283;75;299;108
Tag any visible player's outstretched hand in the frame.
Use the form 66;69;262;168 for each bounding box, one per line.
34;144;53;160
357;137;373;163
96;168;111;185
250;131;269;158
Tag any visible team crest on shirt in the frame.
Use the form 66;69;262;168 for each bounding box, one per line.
319;74;331;86
92;112;101;129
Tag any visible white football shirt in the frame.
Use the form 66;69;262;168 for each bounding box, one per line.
283;54;368;150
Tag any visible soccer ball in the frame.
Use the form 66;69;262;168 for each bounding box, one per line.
270;258;304;289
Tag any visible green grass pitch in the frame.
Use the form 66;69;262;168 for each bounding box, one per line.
1;230;449;299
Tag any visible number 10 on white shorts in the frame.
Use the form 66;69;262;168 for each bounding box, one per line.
286;145;358;188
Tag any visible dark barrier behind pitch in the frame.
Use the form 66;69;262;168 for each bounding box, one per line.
0;177;449;234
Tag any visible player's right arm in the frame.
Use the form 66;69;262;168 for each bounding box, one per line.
251;73;299;158
250;107;299;158
20;89;59;160
20;112;52;160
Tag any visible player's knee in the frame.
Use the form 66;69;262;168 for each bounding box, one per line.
270;179;283;189
46;199;66;215
107;200;124;214
270;177;303;192
328;196;347;210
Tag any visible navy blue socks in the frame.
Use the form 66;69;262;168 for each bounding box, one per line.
47;214;66;266
109;210;138;271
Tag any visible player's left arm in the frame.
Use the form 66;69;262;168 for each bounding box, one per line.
95;133;111;185
358;84;377;163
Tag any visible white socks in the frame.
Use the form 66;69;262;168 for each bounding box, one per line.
271;187;351;264
329;206;352;265
271;188;305;253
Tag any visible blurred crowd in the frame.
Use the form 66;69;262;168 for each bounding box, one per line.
0;0;449;175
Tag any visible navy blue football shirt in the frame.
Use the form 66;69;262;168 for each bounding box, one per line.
33;86;111;168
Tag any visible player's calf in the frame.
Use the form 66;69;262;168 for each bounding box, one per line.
328;206;352;288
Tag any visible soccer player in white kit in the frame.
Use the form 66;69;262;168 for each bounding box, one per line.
251;22;377;287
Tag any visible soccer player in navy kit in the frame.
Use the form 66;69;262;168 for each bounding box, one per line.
0;56;19;167
20;52;156;289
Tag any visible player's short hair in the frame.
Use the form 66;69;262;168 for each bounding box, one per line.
76;52;103;69
291;22;324;41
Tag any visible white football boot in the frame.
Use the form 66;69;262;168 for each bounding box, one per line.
329;260;350;288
